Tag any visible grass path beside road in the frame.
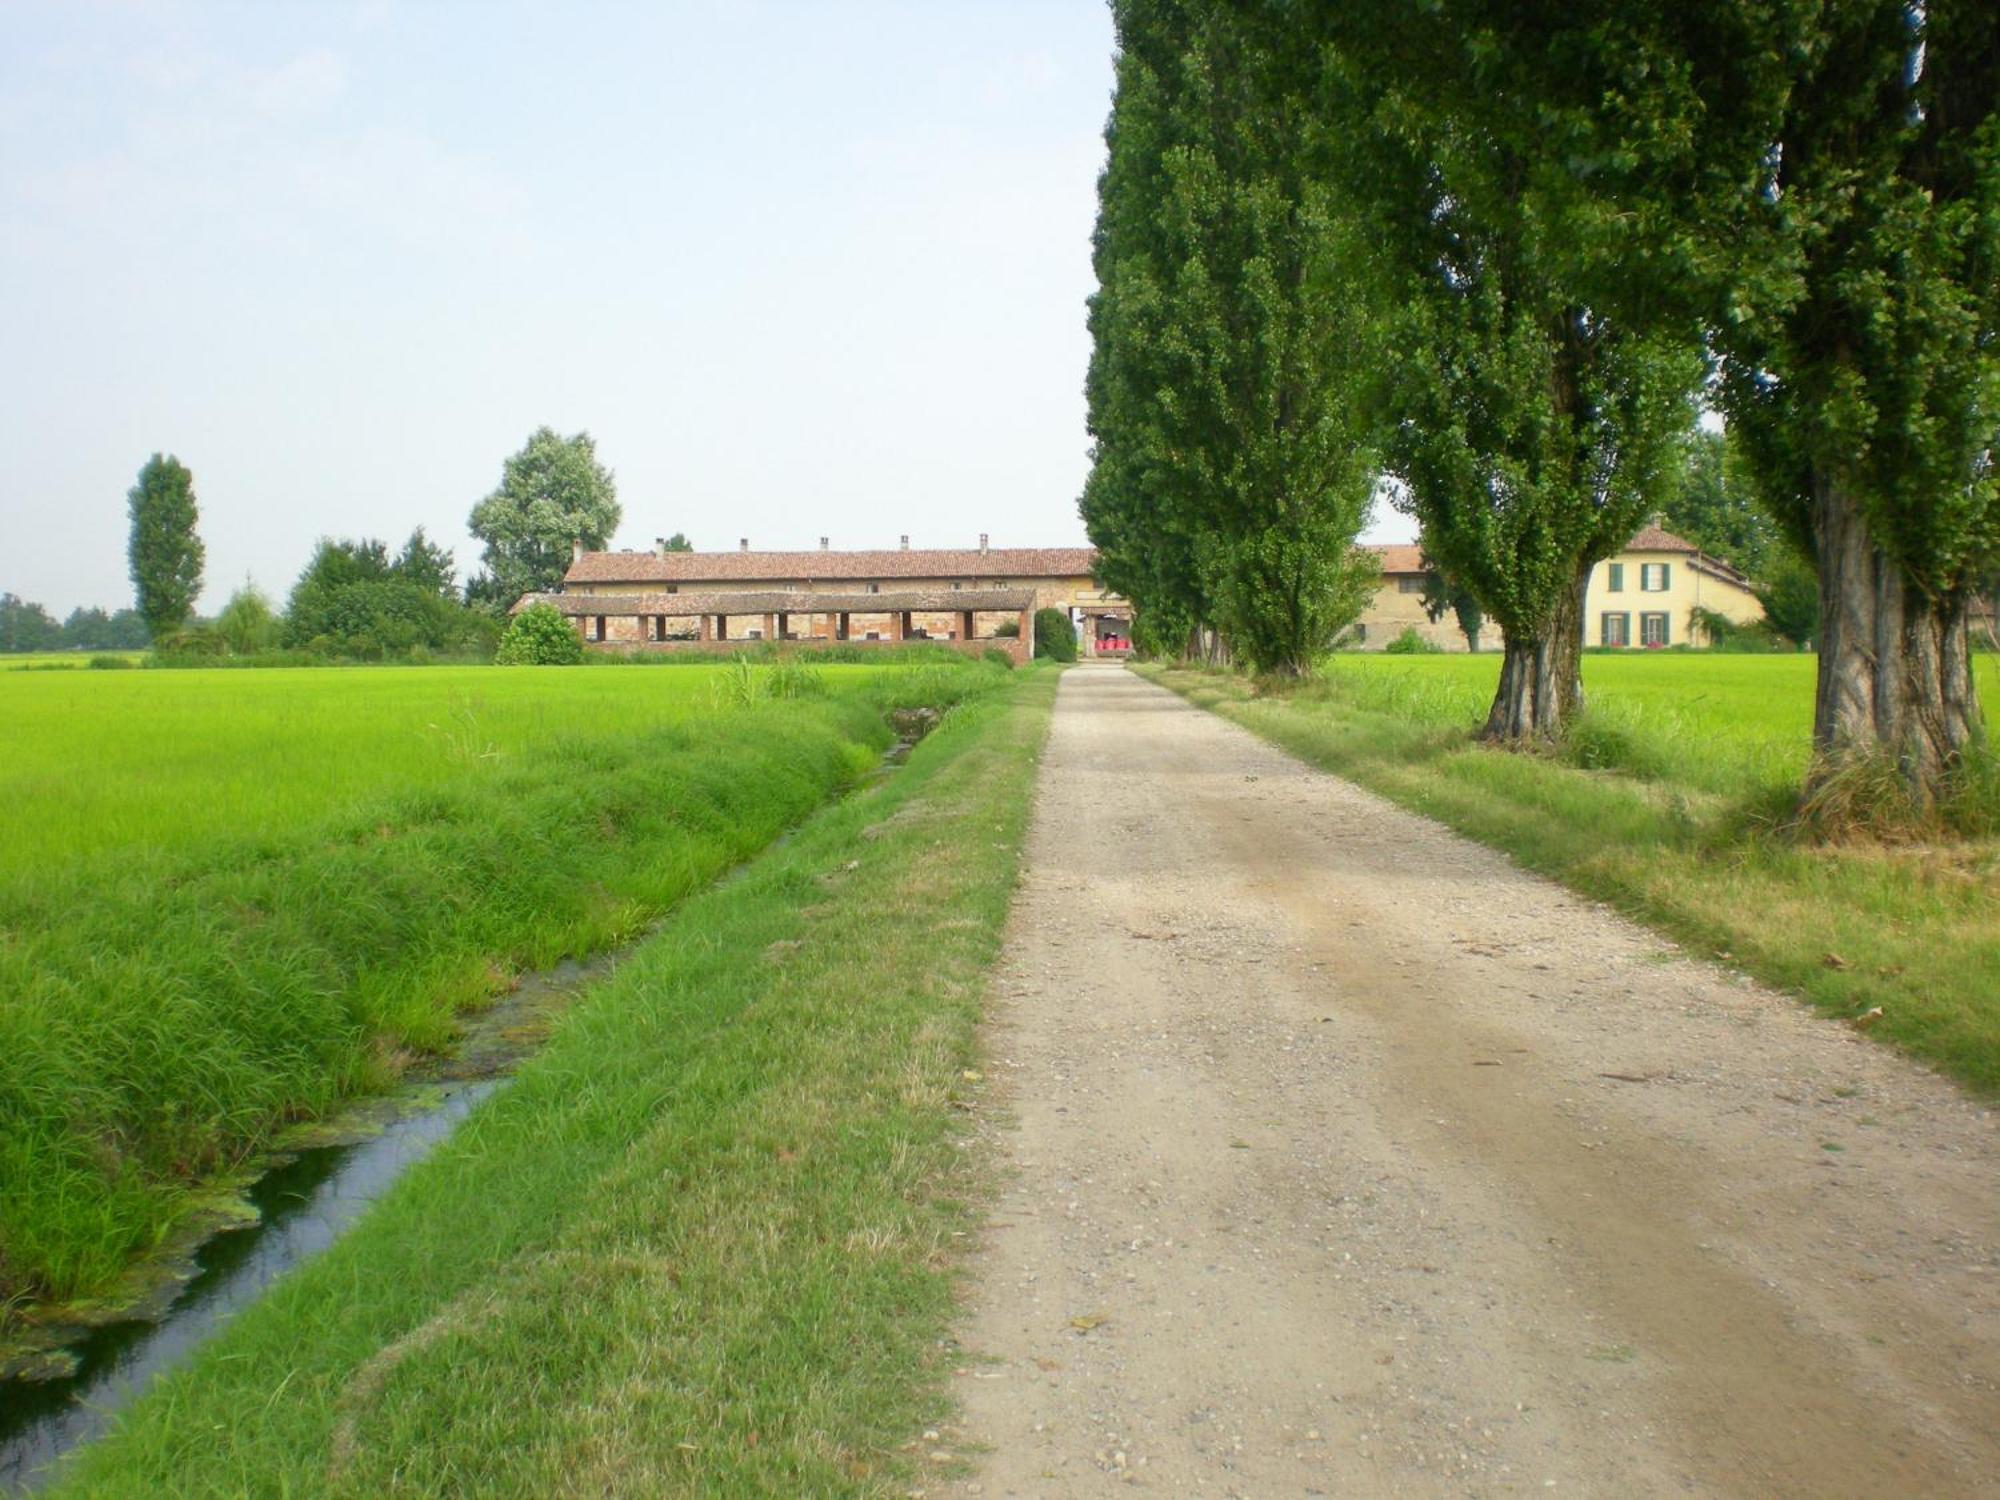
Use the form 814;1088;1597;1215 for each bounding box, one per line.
1142;661;2000;1094
46;666;1057;1498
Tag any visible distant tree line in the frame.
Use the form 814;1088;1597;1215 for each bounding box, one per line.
8;428;631;661
1084;1;1997;813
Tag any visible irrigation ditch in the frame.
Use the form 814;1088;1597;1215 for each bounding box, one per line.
0;703;944;1494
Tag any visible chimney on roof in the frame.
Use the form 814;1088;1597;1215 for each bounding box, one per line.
978;533;989;555
571;539;585;565
739;537;749;551
654;536;667;557
899;534;910;551
819;536;829;551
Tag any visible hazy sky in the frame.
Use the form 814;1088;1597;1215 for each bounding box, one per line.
4;1;1408;615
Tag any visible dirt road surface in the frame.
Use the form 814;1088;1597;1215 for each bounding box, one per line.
948;665;1999;1498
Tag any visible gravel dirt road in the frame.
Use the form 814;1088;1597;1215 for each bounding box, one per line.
947;664;1999;1498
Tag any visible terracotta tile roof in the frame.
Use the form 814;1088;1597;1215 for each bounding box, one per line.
513;587;1038;617
565;546;1099;586
1363;543;1427;575
1623;524;1701;555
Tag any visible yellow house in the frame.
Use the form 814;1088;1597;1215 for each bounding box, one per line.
1352;526;1764;651
1585;524;1762;648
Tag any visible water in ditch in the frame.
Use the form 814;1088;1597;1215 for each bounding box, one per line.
0;1080;498;1493
0;725;930;1492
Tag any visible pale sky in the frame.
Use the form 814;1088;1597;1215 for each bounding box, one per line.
3;1;1408;615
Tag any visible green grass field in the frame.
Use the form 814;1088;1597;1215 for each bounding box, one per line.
1147;653;2000;1092
0;662;890;876
42;665;1059;1498
0;657;1004;1313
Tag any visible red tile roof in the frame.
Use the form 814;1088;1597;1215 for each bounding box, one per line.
1624;524;1699;554
1364;543;1427;575
566;546;1100;586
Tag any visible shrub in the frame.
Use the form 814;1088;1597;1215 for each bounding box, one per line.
1033;607;1077;662
1383;625;1443;654
992;619;1020;638
87;654;137;670
983;647;1016;670
495;603;584;665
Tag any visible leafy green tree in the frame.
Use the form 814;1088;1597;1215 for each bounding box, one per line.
59;607;150;650
1080;1;1217;662
1032;607;1077;663
1419;566;1485;653
1709;0;1999;806
1081;2;1379;675
660;532;693;552
285;537;494;658
1755;551;1822;651
467;428;620;601
0;594;63;652
394;528;457;597
1661;428;1776;581
1305;7;1705;739
60;607;110;649
495;602;585;665
214;584;281;655
126;454;204;638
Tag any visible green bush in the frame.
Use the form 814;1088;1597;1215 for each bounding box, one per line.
992;619;1021;638
1033;607;1077;662
983;647;1017;670
495;603;585;665
87;654;137;670
1383;625;1443;654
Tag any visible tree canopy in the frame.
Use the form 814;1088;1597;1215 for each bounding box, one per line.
467;428;620;602
126;454;204;638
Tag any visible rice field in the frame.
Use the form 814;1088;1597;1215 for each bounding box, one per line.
1319;651;2000;797
0;662;888;878
0;657;1004;1311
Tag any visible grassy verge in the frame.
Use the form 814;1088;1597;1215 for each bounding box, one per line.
1142;661;2000;1094
45;663;1057;1498
0;661;999;1312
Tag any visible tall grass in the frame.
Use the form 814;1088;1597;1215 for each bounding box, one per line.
44;665;1058;1498
1151;655;2000;1092
0;660;1007;1311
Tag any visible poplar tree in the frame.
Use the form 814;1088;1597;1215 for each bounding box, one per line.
126;454;205;638
1299;8;1711;739
1082;0;1378;675
1713;0;1999;808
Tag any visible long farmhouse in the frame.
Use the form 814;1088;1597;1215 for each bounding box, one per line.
515;524;1762;658
519;535;1134;662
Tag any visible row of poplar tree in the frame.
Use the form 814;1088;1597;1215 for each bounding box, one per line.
1080;1;1997;808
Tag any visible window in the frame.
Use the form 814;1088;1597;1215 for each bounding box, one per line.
866;582;880;594
1641;562;1671;592
1607;563;1624;593
1601;612;1630;647
1397;575;1426;594
1641;612;1669;646
950;581;962;591
593;616;607;642
667;585;678;594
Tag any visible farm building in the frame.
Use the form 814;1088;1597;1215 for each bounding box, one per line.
1349;525;1765;651
529;536;1135;659
518;523;1766;658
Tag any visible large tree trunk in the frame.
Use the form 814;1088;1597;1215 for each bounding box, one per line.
1811;472;1981;809
1481;566;1587;743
